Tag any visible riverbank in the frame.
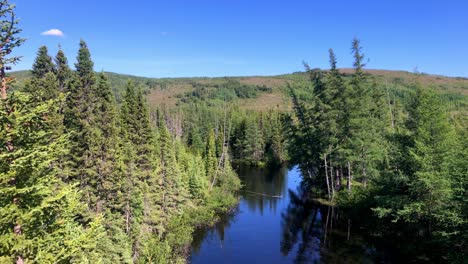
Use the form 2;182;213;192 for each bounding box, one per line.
147;184;241;263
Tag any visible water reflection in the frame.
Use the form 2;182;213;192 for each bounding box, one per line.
238;166;288;215
190;166;389;263
280;183;381;263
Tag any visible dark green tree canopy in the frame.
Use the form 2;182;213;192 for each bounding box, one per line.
31;45;55;78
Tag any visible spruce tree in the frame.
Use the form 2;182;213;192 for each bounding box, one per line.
205;129;218;184
75;39;96;89
0;89;104;264
63;40;101;211
119;80;143;258
345;38;386;189
24;46;59;101
31;45;55;79
403;87;458;227
134;88;154;179
93;73;123;213
55;47;71;92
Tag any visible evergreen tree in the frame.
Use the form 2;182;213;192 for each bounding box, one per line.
205;129;218;185
403;87;458;228
75;39;96;89
244;117;265;165
63;40;100;208
119;80;144;258
374;87;461;234
24;46;59;101
31;45;55;79
134;88;154;178
0;91;104;263
93;73;123;213
345;38;387;189
55;47;71;91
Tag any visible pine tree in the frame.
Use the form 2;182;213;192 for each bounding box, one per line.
63;40;100;207
0;90;104;264
244;117;265;165
93;73;123;213
345;38;386;189
119;80;145;258
264;112;285;165
373;87;461;234
75;39;96;89
205;129;218;183
55;47;71;92
403;87;458;228
134;88;154;179
31;45;55;79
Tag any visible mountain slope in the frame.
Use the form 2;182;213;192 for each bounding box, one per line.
10;69;468;113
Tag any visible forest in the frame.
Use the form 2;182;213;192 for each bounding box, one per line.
286;40;467;262
0;0;467;263
0;2;243;263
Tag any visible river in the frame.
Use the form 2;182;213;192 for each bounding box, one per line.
189;166;406;263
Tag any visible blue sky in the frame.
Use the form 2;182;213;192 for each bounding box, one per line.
10;0;468;77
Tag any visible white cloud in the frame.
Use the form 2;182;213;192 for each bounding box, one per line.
41;29;64;37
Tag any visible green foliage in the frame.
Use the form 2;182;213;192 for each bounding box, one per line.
287;39;467;262
31;46;55;78
2;30;242;263
55;48;72;91
179;79;271;105
0;0;25;67
0;92;105;263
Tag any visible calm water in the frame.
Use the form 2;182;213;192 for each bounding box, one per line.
190;166;391;264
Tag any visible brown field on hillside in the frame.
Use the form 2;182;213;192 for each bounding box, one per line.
147;82;192;108
238;77;287;89
238;93;290;112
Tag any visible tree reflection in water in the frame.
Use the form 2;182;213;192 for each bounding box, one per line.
190;166;400;264
280;180;383;264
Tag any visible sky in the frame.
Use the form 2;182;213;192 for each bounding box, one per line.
9;0;468;78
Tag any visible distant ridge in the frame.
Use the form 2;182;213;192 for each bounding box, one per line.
10;69;468;112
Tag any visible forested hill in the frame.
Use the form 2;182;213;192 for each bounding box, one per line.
11;69;468;113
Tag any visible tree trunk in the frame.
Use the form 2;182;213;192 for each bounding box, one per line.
347;161;352;192
337;166;342;189
1;67;7;100
210;106;228;191
324;155;331;200
363;164;367;188
329;156;335;199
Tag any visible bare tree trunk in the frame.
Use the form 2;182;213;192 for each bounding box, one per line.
210;104;229;191
1;67;6;100
324;155;331;200
363;164;367;188
329;154;335;199
347;161;352;192
337;166;342;189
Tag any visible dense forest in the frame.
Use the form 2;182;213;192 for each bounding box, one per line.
0;2;241;263
286;40;467;262
1;0;467;263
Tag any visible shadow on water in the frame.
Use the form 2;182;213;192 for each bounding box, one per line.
190;166;421;263
280;183;387;264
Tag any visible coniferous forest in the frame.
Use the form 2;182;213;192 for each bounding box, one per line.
0;1;467;263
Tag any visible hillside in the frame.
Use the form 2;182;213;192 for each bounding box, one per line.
10;69;468;113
